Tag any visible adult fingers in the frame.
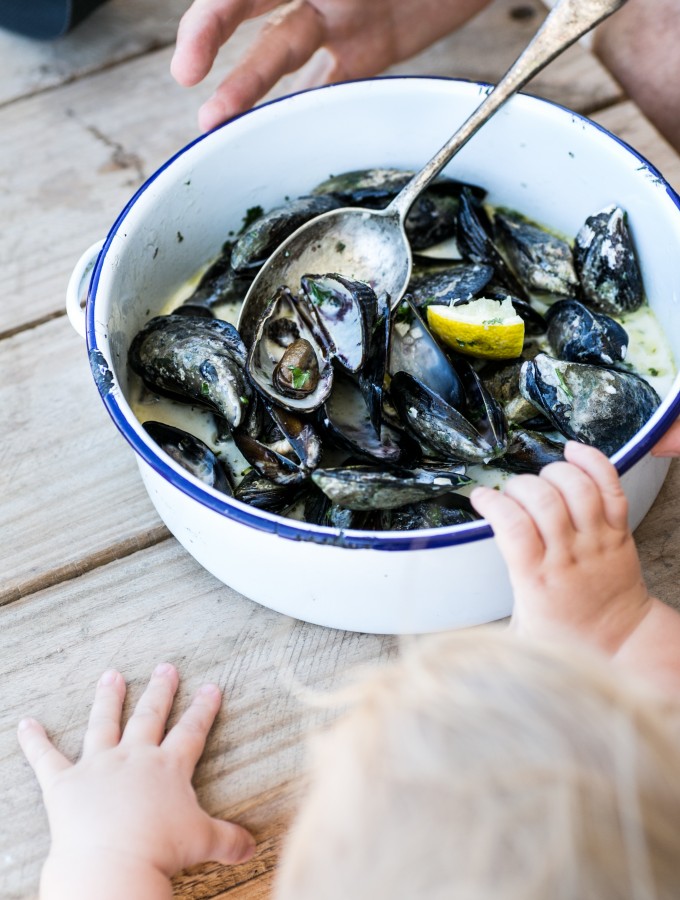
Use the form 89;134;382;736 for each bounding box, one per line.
81;670;127;758
120;663;179;747
197;0;325;131
17;719;71;790
162;683;222;775
470;485;545;572
502;473;576;553
563;441;628;531
172;0;282;86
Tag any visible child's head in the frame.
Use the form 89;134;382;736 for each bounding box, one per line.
275;628;680;900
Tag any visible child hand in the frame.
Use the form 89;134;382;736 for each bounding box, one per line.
470;442;651;654
18;664;255;899
170;0;491;131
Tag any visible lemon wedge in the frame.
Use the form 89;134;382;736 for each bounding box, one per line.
426;296;525;360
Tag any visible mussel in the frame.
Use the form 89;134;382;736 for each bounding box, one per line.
493;209;578;296
519;352;660;455
573;205;644;315
546;298;628;366
129;315;251;429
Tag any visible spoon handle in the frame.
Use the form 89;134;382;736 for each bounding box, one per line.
388;0;628;221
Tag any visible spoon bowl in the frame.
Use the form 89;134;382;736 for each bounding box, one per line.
238;205;410;345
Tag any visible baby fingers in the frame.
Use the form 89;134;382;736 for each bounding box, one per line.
162;682;222;776
17;718;71;789
563;441;629;532
470;484;545;570
81;669;126;758
121;663;179;747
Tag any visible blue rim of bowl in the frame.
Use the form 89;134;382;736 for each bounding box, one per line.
86;75;680;552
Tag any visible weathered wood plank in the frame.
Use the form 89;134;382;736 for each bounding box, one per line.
0;0;621;336
0;316;166;603
0;0;189;106
0;540;397;898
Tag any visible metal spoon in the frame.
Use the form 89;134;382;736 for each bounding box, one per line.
238;0;628;344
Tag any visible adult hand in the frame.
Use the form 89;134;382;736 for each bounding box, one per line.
171;0;492;131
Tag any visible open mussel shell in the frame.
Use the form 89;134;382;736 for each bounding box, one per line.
301;273;377;374
321;371;406;465
129;315;251;429
546;298;628;366
456;188;529;300
389;297;465;408
573;205;644;315
311;464;470;511
519;352;661;456
247;287;333;413
390;370;497;463
143;421;232;494
233;401;322;486
493;209;578;296
230;194;342;272
450;356;508;455
303;486;380;530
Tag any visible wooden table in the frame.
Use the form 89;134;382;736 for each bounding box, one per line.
2;1;680;897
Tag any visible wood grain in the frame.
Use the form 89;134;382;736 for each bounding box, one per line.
0;316;166;603
0;540;397;898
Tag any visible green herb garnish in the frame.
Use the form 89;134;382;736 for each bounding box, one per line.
307;281;335;307
555;369;574;401
288;366;311;390
240;205;264;232
239;395;249;405
335;241;346;253
201;381;211;396
649;367;659;377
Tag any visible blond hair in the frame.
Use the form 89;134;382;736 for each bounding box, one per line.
275;628;680;900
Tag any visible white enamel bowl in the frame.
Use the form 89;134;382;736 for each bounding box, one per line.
69;77;680;634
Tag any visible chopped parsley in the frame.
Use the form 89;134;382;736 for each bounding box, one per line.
239;394;249;405
648;367;659;377
307;281;335;307
335;241;346;253
288;366;311;390
555;369;574;401
240;205;264;232
201;381;210;396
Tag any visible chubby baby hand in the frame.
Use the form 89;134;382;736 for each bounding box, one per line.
18;664;255;899
471;441;651;654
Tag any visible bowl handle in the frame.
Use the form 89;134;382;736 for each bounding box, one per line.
66;240;104;339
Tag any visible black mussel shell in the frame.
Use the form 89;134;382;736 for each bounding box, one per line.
389;297;465;408
546;298;628;366
233;469;304;512
303;486;379;530
408;263;495;309
178;242;255;319
311;167;485;206
390;370;497;463
311;464;469;511
359;291;391;435
519;352;660;456
493;209;578;296
301;273;377;374
449;356;508;455
129;315;251;429
143;421;232;494
231;194;342;272
573;205;644;315
321;371;406;465
498;427;565;474
383;497;477;530
456;189;529;300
